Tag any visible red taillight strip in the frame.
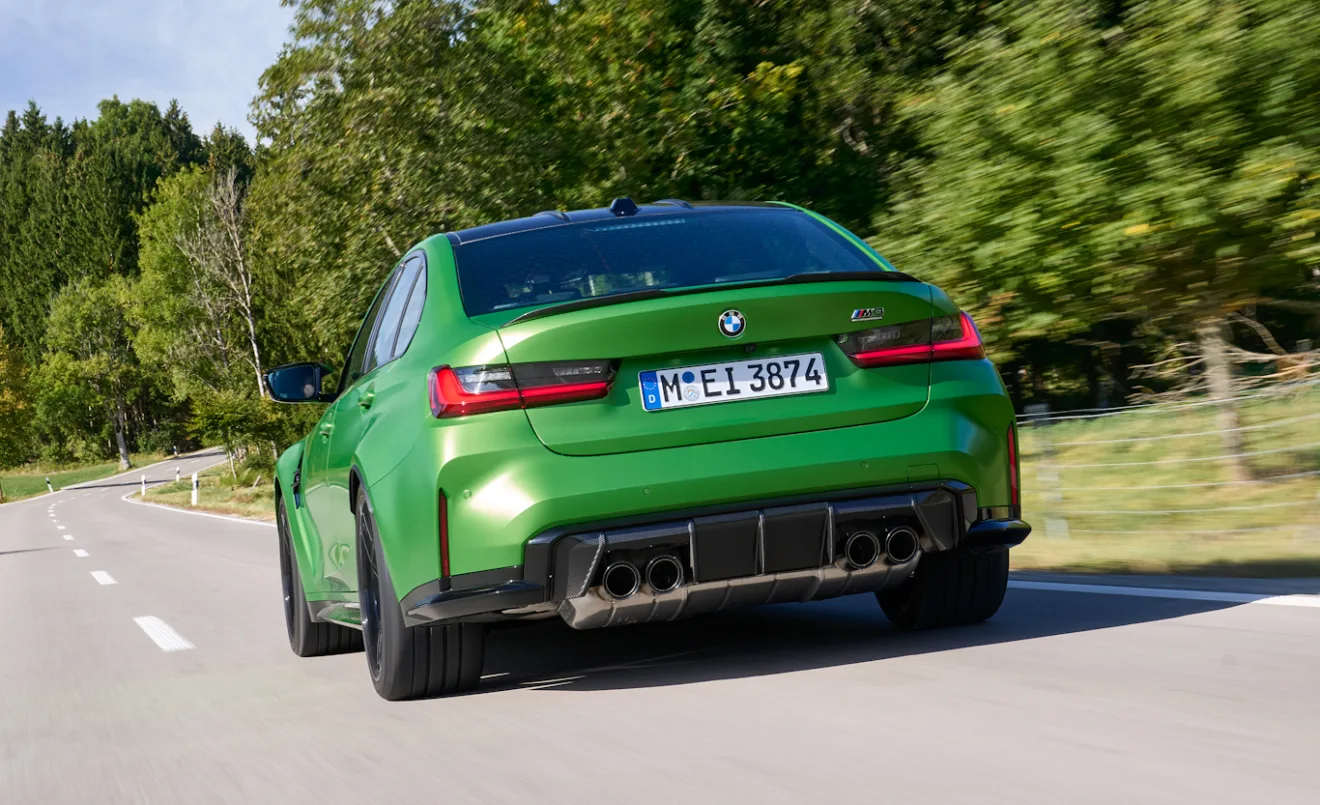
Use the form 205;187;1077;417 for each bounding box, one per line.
429;366;614;418
518;380;611;407
1007;424;1020;507
931;312;986;362
848;312;986;367
439;490;450;578
429;366;522;417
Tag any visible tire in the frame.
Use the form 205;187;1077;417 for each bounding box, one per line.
877;548;1010;631
278;493;363;657
357;488;485;701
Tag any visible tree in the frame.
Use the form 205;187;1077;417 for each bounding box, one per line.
39;277;143;469
877;0;1320;479
0;325;32;467
136;163;267;400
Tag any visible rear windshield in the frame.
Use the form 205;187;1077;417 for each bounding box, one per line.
453;209;889;316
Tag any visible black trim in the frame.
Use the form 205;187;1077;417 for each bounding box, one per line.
962;519;1032;551
400;565;525;614
403;581;545;627
525;480;976;602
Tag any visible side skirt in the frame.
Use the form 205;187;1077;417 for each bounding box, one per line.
307;600;364;631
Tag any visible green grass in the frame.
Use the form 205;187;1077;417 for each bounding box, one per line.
1014;385;1320;576
141;463;276;521
0;453;167;503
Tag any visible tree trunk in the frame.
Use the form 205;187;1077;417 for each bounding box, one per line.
1197;319;1251;483
114;407;132;471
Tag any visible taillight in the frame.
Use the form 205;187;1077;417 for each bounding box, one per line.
1007;424;1020;508
839;312;986;367
429;360;616;418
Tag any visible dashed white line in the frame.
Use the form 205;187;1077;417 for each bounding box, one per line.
133;616;194;652
73;549;88;558
62;535;73;540
56;525;65;530
1008;580;1320;609
90;571;116;585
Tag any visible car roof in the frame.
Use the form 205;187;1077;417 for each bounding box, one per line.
444;200;790;245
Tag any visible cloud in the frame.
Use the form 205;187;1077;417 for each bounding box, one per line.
0;0;295;142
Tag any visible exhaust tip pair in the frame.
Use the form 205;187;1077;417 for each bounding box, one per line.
843;526;920;570
601;555;685;599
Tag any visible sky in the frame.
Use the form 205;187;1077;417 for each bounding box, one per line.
0;0;296;142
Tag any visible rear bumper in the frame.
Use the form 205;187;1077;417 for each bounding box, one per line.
401;481;1029;627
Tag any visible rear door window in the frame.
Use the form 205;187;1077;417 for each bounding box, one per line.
390;257;426;360
365;258;422;374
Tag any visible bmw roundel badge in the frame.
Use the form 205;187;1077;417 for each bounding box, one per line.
718;309;746;338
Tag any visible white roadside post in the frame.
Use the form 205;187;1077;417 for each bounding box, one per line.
45;477;53;494
191;473;199;507
141;475;146;497
175;467;181;483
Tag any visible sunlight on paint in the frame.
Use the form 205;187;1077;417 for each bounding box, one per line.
467;472;535;520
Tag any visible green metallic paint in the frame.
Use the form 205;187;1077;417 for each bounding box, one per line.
273;208;1017;616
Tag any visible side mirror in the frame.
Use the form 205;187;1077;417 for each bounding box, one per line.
265;363;336;403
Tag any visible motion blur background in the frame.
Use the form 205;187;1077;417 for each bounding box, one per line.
1;0;1318;573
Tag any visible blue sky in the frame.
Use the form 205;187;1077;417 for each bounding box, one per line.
0;0;295;142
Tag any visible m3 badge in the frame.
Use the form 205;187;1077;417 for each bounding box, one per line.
850;307;885;322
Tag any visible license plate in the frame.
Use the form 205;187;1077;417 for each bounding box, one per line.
639;352;829;411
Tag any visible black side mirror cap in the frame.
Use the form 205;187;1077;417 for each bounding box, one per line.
266;363;337;404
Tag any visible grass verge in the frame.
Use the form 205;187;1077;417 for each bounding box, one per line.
139;463;275;521
0;453;167;503
1014;385;1320;577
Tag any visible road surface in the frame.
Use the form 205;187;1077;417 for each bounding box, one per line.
2;449;1318;803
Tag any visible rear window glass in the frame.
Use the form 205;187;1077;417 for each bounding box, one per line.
453;209;888;316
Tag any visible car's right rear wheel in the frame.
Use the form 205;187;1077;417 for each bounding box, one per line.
356;488;485;701
877;547;1010;631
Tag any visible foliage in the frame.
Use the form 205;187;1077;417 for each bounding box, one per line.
0;325;31;467
877;0;1320;357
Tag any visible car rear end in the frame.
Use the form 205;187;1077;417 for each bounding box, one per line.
390;202;1028;629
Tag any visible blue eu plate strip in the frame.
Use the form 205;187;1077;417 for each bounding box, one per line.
639;371;662;411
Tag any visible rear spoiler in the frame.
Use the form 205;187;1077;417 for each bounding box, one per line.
503;271;922;326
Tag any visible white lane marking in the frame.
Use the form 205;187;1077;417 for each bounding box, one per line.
62;535;73;540
91;571;117;585
1009;580;1320;609
56;525;65;530
133;616;195;652
73;549;89;557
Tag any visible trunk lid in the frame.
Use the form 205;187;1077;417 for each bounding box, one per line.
490;280;933;456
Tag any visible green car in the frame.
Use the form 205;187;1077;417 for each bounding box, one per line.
267;198;1030;701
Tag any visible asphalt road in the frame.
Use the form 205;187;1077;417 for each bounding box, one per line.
3;450;1319;804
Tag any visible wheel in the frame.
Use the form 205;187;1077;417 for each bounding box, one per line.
356;488;485;701
877;548;1010;631
278;492;363;656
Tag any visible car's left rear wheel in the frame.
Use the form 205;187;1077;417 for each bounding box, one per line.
356;488;485;701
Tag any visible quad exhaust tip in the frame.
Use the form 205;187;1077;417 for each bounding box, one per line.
844;530;881;570
601;560;641;600
885;526;919;564
645;555;685;594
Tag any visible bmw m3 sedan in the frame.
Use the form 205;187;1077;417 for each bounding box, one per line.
266;198;1030;700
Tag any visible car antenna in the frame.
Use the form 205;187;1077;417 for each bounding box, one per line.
608;197;640;217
